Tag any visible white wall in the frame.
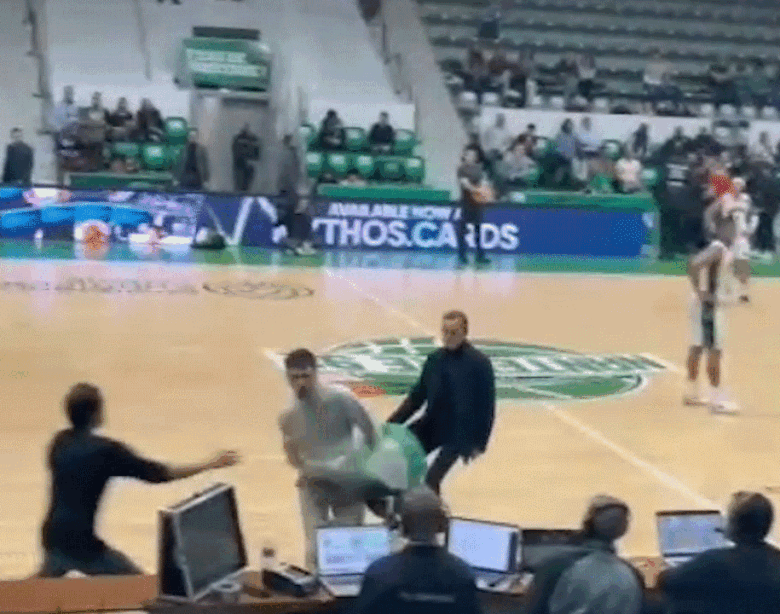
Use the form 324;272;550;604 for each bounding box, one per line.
308;100;414;131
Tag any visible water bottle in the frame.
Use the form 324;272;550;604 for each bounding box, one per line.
260;543;277;572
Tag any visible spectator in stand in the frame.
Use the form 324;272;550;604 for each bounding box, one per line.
80;92;110;171
629;123;649;160
551;119;578;187
690;127;720;157
482;113;513;175
2;128;34;186
576;53;597;108
746;60;771;111
466;132;488;167
232;123;260;192
733;62;752;112
352;486;480;614
517;123;537;155
135;99;164;142
368;112;395;154
659;492;780;614
526;495;643;614
708;58;734;113
498;141;538;191
576;117;601;181
109;158;127;174
615;148;643;194
107;98;135;141
643;52;670;114
466;48;491;104
52;85;79;139
318;109;344;151
502;50;526;107
659;127;690;159
341;170;367;186
175;128;209;191
557;54;579;109
752;131;775;166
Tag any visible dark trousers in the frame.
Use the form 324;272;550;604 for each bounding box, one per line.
457;203;484;259
233;162;254;192
38;546;142;577
425;447;460;494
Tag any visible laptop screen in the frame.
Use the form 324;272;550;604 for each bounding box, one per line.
657;511;727;557
520;529;581;571
316;526;392;576
447;518;518;573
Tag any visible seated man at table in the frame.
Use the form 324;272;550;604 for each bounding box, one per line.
658;491;780;614
352;485;480;614
526;495;643;614
38;383;239;577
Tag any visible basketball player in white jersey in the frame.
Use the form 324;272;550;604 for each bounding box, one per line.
727;177;759;303
685;197;739;414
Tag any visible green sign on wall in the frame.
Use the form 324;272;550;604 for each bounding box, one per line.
179;38;271;91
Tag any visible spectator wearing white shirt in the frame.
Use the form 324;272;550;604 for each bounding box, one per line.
615;149;643;194
498;141;539;192
576;117;601;181
752;132;775;166
482;113;513;176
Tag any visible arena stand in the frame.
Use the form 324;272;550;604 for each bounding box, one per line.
422;0;780;118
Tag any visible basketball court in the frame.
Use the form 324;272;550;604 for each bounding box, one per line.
1;251;779;579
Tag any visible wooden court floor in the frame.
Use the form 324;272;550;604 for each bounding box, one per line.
1;258;779;579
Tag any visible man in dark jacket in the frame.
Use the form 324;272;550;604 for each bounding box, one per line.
388;310;495;494
2;128;34;185
658;491;780;614
352;486;481;614
175;129;210;191
232;124;260;192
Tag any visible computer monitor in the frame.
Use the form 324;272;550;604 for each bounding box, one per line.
166;484;248;601
446;518;519;573
315;525;392;577
519;529;581;572
656;510;728;562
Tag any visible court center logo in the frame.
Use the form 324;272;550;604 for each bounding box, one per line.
269;338;668;401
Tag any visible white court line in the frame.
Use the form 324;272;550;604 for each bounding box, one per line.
323;270;731;512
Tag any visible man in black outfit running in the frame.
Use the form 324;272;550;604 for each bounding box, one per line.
38;383;240;577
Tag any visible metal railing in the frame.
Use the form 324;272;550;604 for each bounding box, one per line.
132;0;153;81
25;0;53;132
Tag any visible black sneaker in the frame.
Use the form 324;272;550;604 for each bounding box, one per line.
739;295;750;303
457;255;468;266
476;254;490;265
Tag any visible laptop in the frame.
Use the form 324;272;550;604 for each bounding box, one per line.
519;528;581;572
656;510;729;567
315;525;392;597
446;518;520;591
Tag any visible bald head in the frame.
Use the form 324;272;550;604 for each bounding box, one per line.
401;486;447;541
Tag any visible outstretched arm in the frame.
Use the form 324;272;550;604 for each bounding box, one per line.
166;451;240;480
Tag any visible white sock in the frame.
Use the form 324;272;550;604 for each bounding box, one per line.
686;380;700;398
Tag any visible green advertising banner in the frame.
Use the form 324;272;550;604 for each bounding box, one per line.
179;38;271;91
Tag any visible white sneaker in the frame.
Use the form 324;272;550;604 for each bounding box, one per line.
683;383;705;406
709;393;739;415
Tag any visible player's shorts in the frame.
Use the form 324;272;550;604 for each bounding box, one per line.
690;296;724;350
732;237;751;261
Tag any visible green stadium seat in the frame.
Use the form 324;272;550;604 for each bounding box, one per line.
602;139;623;161
164;117;189;145
641;167;660;188
344;127;368;152
141;143;169;171
300;124;317;150
111;142;140;160
306;151;324;178
354;154;375;180
403;156;425;183
326;152;350;178
168;144;185;168
393;129;416;155
377;156;404;182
